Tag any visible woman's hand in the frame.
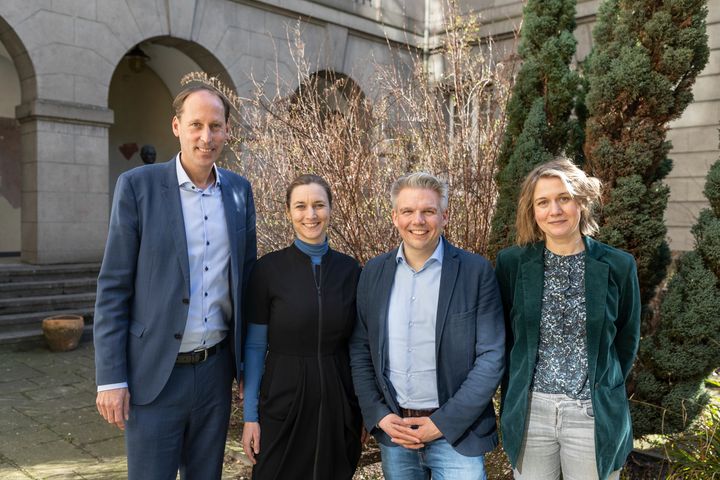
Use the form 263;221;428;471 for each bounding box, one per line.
242;421;261;465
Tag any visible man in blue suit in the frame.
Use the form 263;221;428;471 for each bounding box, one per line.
350;172;504;479
93;85;256;479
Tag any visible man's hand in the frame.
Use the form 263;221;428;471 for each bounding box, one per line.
378;413;423;447
242;421;261;464
96;388;130;430
402;416;442;447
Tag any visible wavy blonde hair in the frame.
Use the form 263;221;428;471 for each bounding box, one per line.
515;157;602;246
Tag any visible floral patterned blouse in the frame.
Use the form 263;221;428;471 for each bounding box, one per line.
531;248;590;400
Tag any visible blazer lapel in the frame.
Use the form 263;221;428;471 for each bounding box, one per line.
162;158;191;294
520;245;544;370
435;241;459;355
377;252;399;370
584;237;609;386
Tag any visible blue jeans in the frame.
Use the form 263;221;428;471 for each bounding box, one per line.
379;438;486;480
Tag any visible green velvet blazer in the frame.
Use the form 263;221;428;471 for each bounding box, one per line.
495;236;640;480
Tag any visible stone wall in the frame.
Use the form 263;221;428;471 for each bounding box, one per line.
0;0;418;263
0;0;716;261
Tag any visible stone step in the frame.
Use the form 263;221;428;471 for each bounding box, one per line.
0;277;97;299
0;262;100;350
0;263;100;283
0;307;95;330
0;292;96;315
0;323;93;351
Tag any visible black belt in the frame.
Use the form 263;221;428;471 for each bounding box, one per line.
400;407;437;418
176;338;227;365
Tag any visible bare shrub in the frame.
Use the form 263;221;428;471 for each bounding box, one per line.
183;1;513;262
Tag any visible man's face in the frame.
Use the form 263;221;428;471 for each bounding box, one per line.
392;187;448;262
172;90;228;172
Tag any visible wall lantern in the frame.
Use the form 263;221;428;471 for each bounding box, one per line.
125;45;151;73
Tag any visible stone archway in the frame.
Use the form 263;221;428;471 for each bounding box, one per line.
0;16;35;259
291;70;370;163
293;70;367;120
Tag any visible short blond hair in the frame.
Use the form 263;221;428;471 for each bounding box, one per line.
391;172;449;211
515;157;602;245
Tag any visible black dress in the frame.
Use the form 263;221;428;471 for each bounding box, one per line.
247;244;363;480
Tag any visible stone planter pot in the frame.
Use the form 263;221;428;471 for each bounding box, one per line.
42;314;85;352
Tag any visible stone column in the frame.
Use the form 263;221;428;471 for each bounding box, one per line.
16;99;113;264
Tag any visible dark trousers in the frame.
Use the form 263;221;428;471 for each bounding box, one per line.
125;345;233;480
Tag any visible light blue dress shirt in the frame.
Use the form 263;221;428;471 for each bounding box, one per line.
176;155;232;353
386;238;444;409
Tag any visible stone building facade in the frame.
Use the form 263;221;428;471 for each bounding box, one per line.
464;0;720;251
0;0;717;263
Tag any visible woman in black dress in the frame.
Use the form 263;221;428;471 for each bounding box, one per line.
242;174;363;479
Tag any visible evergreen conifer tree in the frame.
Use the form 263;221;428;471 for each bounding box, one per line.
633;158;720;436
583;0;709;436
488;0;579;256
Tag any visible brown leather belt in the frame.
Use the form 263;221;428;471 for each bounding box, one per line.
400;407;437;418
176;338;227;365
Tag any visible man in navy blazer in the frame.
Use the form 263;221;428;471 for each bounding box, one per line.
93;85;256;479
349;172;504;479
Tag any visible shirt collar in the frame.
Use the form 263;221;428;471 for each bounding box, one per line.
396;237;444;269
175;153;221;189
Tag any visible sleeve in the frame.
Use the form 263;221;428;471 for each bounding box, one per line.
243;323;268;422
242;183;257;302
93;173;140;387
494;251;515;410
430;259;506;443
246;261;270;325
349;267;392;431
615;256;641;379
97;382;129;392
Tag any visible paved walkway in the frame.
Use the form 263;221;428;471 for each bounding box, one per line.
0;341;384;480
0;341;256;479
0;342;128;479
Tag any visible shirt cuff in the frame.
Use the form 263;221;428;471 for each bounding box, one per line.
97;382;128;392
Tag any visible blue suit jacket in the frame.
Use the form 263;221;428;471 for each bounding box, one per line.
94;157;256;405
349;239;505;455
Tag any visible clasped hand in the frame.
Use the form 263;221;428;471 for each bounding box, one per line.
378;413;442;449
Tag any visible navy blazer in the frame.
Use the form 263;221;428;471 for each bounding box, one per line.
349;238;505;456
93;157;256;405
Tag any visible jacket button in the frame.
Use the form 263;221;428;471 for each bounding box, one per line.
182;298;189;304
174;333;183;340
595;383;600;390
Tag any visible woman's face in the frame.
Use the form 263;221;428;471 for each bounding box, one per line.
287;183;331;245
533;176;582;247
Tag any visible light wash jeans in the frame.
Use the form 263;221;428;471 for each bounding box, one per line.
514;392;620;480
379;438;487;480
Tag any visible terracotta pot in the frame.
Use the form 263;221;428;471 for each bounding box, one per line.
42;314;85;352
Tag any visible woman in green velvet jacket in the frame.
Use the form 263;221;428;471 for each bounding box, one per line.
495;158;641;480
